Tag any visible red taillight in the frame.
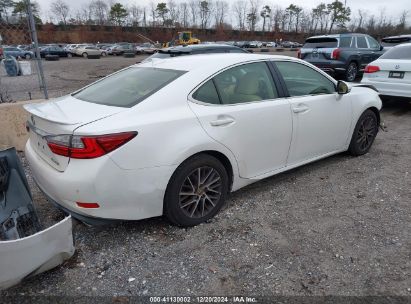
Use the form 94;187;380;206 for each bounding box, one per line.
297;50;301;59
76;202;100;208
47;132;137;159
331;48;341;60
364;65;380;73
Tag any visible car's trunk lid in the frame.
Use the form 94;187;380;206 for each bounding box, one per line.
24;95;125;172
367;59;411;84
300;37;339;61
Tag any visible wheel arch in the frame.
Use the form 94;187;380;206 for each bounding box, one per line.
171;150;235;193
366;106;380;125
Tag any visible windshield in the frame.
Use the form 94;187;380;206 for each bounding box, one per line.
303;38;338;48
73;67;186;108
380;44;411;59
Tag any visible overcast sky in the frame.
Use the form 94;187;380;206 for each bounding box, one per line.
36;0;411;24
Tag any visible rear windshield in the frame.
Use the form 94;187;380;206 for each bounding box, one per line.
73;67;186;107
303;38;338;48
380;45;411;59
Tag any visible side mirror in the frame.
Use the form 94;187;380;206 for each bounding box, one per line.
337;80;350;94
380;45;384;51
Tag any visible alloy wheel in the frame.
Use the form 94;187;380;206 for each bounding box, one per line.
179;166;222;219
356;115;377;152
346;63;357;82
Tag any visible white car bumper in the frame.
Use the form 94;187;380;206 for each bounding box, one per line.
361;78;411;98
25;140;177;222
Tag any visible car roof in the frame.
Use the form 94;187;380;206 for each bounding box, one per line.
160;44;241;53
137;53;295;72
306;33;368;40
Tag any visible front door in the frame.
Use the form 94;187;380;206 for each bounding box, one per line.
274;61;352;165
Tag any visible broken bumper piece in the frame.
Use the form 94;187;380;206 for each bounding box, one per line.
0;148;74;289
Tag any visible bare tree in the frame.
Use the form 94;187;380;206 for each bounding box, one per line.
233;0;248;30
89;0;108;25
247;0;260;31
179;2;189;27
129;4;142;26
168;0;179;26
198;0;212;30
214;0;228;28
189;0;197;27
50;0;69;25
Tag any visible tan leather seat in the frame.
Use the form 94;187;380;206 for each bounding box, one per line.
229;72;262;103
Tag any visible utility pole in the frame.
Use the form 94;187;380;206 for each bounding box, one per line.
27;0;48;99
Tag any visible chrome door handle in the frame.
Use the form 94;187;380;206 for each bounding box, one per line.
292;105;309;113
210;118;235;126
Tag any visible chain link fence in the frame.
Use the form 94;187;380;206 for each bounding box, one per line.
0;0;47;103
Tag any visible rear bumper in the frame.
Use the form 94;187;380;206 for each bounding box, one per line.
25;139;177;221
305;60;347;75
361;78;411;98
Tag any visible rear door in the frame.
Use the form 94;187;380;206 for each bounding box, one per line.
273;60;352;165
366;36;384;61
355;36;373;69
189;61;293;178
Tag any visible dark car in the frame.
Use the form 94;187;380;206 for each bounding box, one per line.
111;44;135;55
381;34;411;48
40;46;72;58
143;44;248;63
299;33;384;81
3;46;34;59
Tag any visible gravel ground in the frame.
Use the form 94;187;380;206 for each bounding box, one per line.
0;51;297;102
1;100;410;298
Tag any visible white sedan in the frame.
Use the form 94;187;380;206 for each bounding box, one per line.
24;54;382;226
361;43;411;98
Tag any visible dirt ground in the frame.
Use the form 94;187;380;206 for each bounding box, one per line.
1;99;410;299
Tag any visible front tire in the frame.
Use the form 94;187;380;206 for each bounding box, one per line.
82;52;88;58
345;62;358;82
164;154;229;227
348;109;378;156
25;53;31;59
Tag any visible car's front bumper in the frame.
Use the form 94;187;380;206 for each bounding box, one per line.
25;139;177;222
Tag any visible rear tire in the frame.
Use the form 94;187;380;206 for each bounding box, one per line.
164;154;229;227
25;53;31;59
348;109;378;156
345;62;358;82
82;52;88;58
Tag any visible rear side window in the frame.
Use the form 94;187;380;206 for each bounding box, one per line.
192;80;220;104
380;45;411;59
303;38;338;48
357;36;368;48
367;36;380;49
213;62;278;104
73;67;186;108
339;37;352;48
275;61;335;96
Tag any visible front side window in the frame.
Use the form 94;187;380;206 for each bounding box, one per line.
213;62;278;104
357;36;368;48
275;61;335;96
73;67;186;108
